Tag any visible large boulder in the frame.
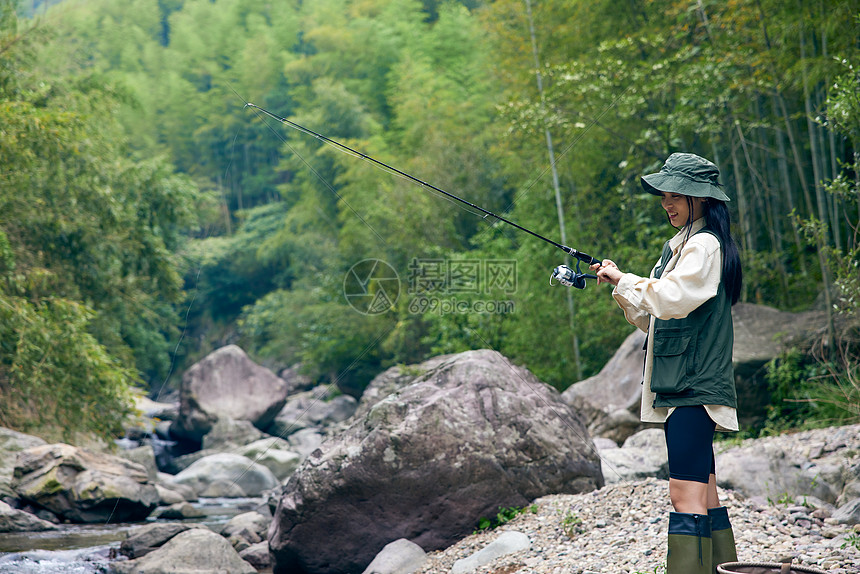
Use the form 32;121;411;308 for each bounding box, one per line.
171;345;289;443
564;303;828;440
12;443;158;523
171;453;279;498
730;303;825;428
562;329;647;443
269;349;603;574
110;527;256;574
0;427;46;501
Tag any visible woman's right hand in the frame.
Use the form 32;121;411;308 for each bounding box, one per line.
591;259;623;286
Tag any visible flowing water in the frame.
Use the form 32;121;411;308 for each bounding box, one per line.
0;497;265;573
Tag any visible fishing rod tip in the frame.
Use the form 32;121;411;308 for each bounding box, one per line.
244;102;256;109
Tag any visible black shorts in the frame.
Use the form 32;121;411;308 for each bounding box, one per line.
663;405;716;484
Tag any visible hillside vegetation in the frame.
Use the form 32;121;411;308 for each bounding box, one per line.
0;0;857;440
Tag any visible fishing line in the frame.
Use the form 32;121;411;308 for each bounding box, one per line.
243;102;599;267
213;86;605;495
227;85;388;246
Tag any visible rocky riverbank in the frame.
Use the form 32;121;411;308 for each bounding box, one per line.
412;477;860;574
2;330;859;573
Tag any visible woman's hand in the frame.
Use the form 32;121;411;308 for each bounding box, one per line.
591;259;623;286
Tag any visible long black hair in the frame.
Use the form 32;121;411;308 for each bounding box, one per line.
698;198;743;305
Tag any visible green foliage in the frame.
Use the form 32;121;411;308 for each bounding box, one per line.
842;532;860;551
474;504;538;533
4;0;858;435
764;345;860;433
561;511;584;538
0;294;134;440
0;0;199;439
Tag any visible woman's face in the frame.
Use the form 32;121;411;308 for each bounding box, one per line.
660;192;705;228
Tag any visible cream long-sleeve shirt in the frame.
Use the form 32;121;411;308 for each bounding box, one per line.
611;218;739;432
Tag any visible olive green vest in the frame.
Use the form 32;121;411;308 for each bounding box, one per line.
650;228;737;409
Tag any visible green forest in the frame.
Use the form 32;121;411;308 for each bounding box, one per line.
1;0;858;441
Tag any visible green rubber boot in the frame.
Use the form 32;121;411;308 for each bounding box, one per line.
667;512;712;574
709;506;738;573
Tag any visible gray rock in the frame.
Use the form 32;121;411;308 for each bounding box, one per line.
152;502;204;520
154;484;185;506
117;445;158;482
171;345;289;443
267;385;358;438
12;443;158;523
279;364;315;395
269;349;603;574
362;538;427;574
622;428;666;450
730;303;826;428
232;438;301;480
286;428;325;460
134;396;179;421
592;437;619;450
110;528;255;574
715;424;860;505
599;429;669;485
563;329;647;444
202;418;266;451
718;442;836;503
238;541;271;570
120;522;207;559
0;427;46;500
171;453;278;498
166;448;218;474
831;498;860;525
352;356;452;420
0;500;57;532
221;511;269;545
451;531;530;574
155;473;196;502
838;479;860;507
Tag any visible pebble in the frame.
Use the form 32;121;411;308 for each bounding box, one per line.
414;477;860;574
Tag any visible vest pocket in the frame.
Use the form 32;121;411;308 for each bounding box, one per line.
650;328;696;394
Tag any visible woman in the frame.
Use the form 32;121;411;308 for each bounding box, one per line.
591;153;743;574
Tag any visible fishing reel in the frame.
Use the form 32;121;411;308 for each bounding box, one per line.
550;260;598;289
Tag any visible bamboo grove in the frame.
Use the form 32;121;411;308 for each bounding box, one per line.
1;0;858;438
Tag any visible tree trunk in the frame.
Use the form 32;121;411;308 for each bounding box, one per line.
525;0;583;380
774;108;806;259
798;1;836;354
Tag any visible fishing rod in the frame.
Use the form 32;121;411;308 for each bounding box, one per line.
245;103;598;289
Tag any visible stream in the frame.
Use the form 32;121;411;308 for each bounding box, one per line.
0;497;267;573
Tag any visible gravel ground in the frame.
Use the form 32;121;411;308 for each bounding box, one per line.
414;477;860;574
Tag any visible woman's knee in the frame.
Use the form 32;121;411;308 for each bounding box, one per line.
669;478;709;514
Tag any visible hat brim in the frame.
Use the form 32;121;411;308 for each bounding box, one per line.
641;173;731;202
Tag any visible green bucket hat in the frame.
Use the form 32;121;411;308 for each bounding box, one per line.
640;152;731;202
